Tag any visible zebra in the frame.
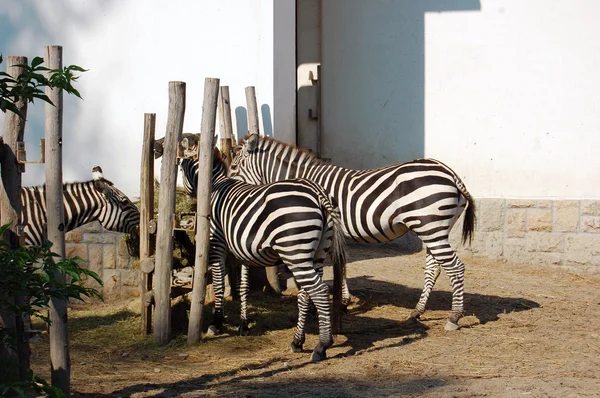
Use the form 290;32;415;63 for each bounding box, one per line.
227;133;476;331
20;165;140;255
180;146;346;361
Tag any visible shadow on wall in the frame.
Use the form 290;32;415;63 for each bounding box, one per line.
234;105;273;142
309;0;481;169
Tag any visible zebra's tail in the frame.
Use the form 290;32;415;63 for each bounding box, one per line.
455;175;477;246
318;188;347;335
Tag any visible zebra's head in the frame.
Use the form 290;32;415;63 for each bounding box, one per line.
228;133;263;184
92;166;140;257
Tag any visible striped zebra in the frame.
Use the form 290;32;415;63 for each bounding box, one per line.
227;133;476;331
180;147;346;361
20;166;140;254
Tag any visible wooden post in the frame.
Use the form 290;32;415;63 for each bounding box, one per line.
0;55;29;382
188;77;220;345
218;86;234;166
154;82;186;345
245;86;281;294
140;113;156;335
44;45;70;396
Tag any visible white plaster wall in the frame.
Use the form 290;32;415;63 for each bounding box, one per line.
321;0;600;200
425;0;600;199
0;0;294;198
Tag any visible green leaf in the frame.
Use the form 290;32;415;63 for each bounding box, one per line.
30;56;44;68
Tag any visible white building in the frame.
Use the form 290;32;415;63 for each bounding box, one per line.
1;0;598;268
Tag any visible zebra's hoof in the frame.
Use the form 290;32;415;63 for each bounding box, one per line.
311;350;327;362
290;341;303;353
206;324;220;336
444;320;460;331
238;323;250;336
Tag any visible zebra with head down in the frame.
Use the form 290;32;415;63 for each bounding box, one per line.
179;143;346;362
20;166;140;255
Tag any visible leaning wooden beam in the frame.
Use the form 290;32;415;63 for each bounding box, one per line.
154;82;186;345
45;45;70;396
140;113;156;335
0;55;29;383
245;86;281;294
188;77;220;345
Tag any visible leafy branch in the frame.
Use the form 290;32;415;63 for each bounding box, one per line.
0;54;87;118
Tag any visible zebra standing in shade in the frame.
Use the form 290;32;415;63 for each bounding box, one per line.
228;133;476;331
20;166;140;253
180;147;346;361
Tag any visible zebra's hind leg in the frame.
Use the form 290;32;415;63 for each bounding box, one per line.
409;249;441;321
291;289;310;353
425;243;466;331
238;264;251;336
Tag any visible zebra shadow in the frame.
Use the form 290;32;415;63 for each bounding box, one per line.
345;275;540;326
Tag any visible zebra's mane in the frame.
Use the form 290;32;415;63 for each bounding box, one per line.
239;133;326;166
25;178;113;191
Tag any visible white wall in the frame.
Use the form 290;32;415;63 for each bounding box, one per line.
425;0;600;199
320;0;600;199
0;0;294;198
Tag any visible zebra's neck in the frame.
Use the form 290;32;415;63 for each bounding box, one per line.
20;181;105;243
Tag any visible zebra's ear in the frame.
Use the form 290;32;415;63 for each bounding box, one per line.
94;179;111;197
246;133;259;153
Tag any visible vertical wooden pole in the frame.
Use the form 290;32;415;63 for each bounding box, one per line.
154;82;186;345
0;55;29;382
244;86;281;294
218;86;234;166
218;86;238;297
188;77;220;345
140;113;155;335
45;45;69;396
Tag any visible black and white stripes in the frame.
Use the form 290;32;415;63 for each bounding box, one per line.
228;133;476;330
180;148;346;361
19;167;140;249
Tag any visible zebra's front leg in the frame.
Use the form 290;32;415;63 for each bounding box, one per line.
291;289;310;353
238;264;251;336
208;248;227;335
410;250;441;321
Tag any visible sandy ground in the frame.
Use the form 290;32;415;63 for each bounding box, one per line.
31;243;600;397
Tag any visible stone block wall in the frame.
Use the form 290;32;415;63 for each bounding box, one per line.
65;221;140;301
449;198;600;271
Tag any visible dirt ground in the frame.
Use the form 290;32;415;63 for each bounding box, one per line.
31;243;600;397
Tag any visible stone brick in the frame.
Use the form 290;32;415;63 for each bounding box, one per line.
528;209;552;232
536;200;552;208
102;270;121;300
507;199;536;208
117;254;134;269
528;252;563;266
79;221;103;233
581;200;598;216
469;231;503;258
565;234;600;256
477;199;505;232
506;209;527;238
88;244;103;275
581;216;600;233
103;245;116;269
554;201;579;232
121;269;140;287
527;232;564;253
66;244;88;261
503;238;527;261
84;233;116;244
117;238;131;257
66;229;83;243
